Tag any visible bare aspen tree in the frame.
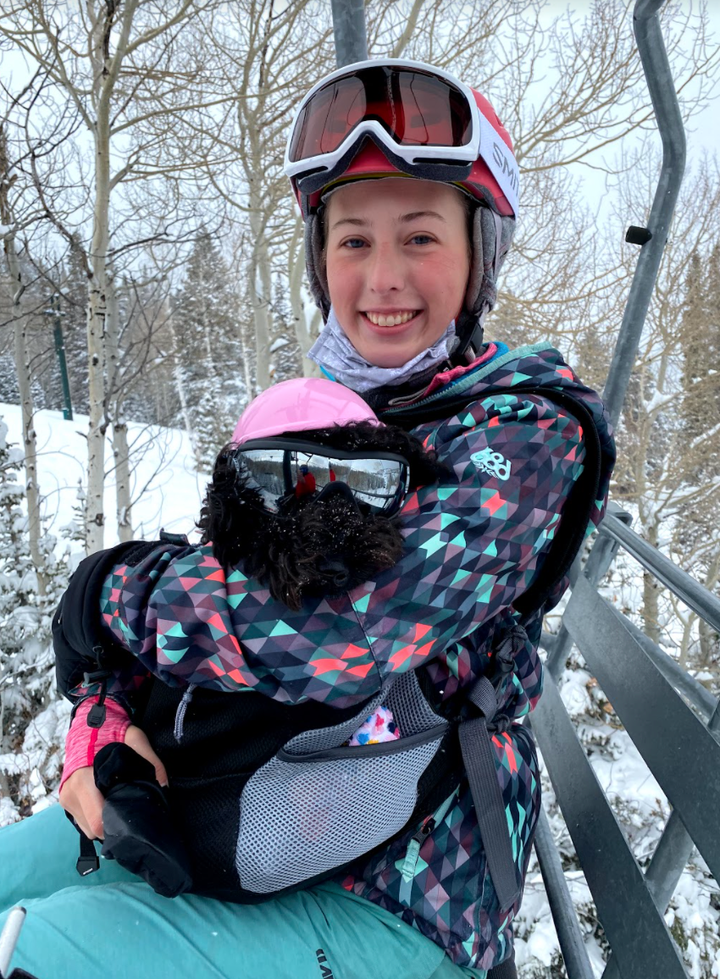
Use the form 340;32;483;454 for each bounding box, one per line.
0;125;48;595
186;0;334;388
287;212;321;376
105;275;133;540
0;0;225;551
164;294;197;454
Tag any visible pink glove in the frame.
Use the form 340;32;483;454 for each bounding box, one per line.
60;697;131;791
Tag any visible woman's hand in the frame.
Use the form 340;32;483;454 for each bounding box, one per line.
59;724;169;840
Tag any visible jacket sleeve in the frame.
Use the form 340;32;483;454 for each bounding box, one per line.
54;540;165;706
95;392;585;708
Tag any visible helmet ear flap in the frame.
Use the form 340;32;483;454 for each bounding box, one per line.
304;212;331;321
464;207;515;319
464;204;485;318
456;206;516;363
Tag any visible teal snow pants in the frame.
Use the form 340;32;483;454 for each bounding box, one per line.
0;805;483;979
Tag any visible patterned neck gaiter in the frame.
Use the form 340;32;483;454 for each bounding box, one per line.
308;306;457;394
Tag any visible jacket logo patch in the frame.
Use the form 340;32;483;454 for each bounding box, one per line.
470;447;512;481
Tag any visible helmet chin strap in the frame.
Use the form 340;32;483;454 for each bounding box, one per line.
454;308;487;365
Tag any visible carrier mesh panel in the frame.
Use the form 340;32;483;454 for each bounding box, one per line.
385;669;446;735
237;671;449;892
282;688;388;755
140;678;372;897
237;736;445;892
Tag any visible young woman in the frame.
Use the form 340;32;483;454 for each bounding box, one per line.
0;59;615;979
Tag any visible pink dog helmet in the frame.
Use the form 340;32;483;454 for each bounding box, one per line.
232;377;379;445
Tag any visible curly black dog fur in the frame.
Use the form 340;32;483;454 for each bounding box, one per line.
197;421;449;610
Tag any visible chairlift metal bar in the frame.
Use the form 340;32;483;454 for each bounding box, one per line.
564;576;720;883
330;0;368;67
602;703;719;979
599;512;720;635
532;808;595;979
531;673;689;979
621;615;718;720
602;0;687;427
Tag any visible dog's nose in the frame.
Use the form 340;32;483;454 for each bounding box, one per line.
318;558;351;589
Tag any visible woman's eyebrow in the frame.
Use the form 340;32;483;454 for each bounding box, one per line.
330;217;368;230
400;210;447;223
331;210;446;231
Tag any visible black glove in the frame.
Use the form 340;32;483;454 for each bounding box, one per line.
94;742;193;898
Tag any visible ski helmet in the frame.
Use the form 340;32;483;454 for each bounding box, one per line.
232;377;379;445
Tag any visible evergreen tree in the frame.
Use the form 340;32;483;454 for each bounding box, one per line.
0;417;70;817
173;234;247;469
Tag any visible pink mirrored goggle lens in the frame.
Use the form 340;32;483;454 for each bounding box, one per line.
289;66;473;162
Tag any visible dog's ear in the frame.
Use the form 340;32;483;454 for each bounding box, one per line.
198;447;274;568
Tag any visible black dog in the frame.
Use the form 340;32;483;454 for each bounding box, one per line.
197;420;447;610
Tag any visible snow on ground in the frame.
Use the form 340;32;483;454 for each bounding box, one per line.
1;403;205;549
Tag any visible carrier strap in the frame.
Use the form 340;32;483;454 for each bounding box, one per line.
459;675;521;912
65;812;100;878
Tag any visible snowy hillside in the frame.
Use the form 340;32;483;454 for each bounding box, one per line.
1;403;206;547
0;404;205;826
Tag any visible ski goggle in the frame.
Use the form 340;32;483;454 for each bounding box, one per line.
233;439;410;516
284;59;518;216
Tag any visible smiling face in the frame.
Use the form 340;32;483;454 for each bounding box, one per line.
324;178;471;368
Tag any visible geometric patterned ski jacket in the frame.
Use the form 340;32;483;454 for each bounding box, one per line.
74;341;615;973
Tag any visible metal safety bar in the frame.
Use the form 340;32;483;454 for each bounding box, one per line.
330;0;368;67
602;0;687;426
599;511;720;635
534;500;720;979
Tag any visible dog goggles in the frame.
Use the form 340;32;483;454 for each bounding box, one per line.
285;59;518;215
234;439;410;516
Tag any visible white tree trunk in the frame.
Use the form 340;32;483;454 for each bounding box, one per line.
168;300;204;470
288;212;322;378
85;139;109;554
106;278;133;541
641;519;661;645
112;420;132;541
249;200;273;391
4;234;48;596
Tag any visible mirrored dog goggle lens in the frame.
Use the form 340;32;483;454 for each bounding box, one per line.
289;65;473;162
237;448;407;514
